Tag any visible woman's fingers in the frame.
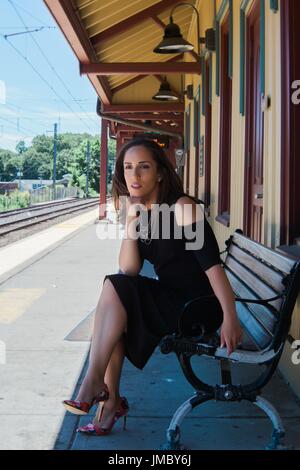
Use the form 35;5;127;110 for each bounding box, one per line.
221;335;239;355
126;196;142;219
220;331;225;348
227;340;234;356
220;322;243;354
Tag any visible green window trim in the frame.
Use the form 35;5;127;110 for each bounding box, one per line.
216;0;233;96
198;85;201;144
209;53;212;104
201;53;212;116
201;55;206;116
184;104;191;153
260;0;265;96
229;0;233;80
270;0;278;13
184;107;188;153
215;24;220;96
193;97;198;148
239;0;265;115
199;135;204;177
240;0;250;115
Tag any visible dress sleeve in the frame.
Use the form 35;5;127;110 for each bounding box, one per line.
182;216;222;272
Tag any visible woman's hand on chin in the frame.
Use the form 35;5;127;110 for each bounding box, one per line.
126;196;145;218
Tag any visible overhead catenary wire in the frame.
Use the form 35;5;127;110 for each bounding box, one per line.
0;115;37;136
0;26;52;29
8;0;99;128
4;26;54;39
8;0;56;28
6;98;96;103
3;35;98;134
5;101;95;118
2;103;52;130
4;0;100;133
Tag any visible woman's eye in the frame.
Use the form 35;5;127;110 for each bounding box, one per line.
124;165;150;170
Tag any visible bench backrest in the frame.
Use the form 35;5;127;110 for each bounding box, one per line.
224;230;300;352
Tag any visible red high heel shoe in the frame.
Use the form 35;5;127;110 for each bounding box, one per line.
76;397;129;435
62;383;109;415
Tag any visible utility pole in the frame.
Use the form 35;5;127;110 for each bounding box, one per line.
53;123;57;200
85;140;90;198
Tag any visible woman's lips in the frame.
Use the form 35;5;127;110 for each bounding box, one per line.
131;184;142;188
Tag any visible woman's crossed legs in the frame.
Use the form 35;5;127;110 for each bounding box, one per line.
75;278;128;429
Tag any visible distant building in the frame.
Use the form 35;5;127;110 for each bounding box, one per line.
0;182;18;195
11;179;69;192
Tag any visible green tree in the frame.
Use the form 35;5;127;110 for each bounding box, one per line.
0;132;117;194
0;154;5;181
22;147;51;179
15;140;27;155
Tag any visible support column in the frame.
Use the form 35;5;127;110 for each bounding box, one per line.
116;134;122;154
99;118;108;219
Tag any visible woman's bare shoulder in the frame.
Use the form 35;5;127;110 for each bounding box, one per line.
174;196;204;226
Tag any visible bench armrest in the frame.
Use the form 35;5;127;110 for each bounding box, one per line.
234;292;286;306
181;294;217;313
180;292;286;320
234;293;287;318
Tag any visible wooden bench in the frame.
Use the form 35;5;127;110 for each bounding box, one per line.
159;229;300;450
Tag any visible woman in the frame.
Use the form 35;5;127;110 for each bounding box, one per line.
63;138;243;436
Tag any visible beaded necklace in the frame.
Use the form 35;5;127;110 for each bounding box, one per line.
139;210;154;245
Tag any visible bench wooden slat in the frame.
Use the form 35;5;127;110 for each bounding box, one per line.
228;243;286;293
225;257;282;310
239;328;260;351
236;302;273;350
232;232;295;275
226;269;278;336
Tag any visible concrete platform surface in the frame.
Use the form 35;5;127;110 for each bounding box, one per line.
0;203;299;450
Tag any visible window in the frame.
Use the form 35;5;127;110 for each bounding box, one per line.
216;13;232;227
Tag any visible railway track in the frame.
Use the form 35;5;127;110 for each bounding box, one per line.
0;197;79;219
0;198;99;237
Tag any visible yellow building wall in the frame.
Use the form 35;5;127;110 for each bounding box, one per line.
112;75;181;104
184;0;300;397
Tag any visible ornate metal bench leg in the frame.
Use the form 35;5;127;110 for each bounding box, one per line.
254;396;293;450
159;397;193;450
159;392;212;450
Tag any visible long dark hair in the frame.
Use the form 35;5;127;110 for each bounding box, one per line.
111;138;184;212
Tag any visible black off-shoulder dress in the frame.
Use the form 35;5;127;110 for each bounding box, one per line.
103;191;224;370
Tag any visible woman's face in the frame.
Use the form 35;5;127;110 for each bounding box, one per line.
123;145;162;203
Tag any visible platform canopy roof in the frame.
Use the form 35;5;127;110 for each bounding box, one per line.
44;0;201;139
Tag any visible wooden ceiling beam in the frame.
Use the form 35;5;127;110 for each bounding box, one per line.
90;0;182;47
116;123;182;131
80;62;201;75
112;75;146;94
112;53;184;94
117;126;180;135
111;113;183;120
100;112;182;138
101;103;184;113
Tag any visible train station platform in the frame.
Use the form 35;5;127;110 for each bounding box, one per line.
0;202;300;451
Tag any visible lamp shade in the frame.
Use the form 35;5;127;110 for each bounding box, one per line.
153;20;194;54
152;80;179;101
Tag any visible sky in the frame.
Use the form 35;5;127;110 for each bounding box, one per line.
0;0;102;152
